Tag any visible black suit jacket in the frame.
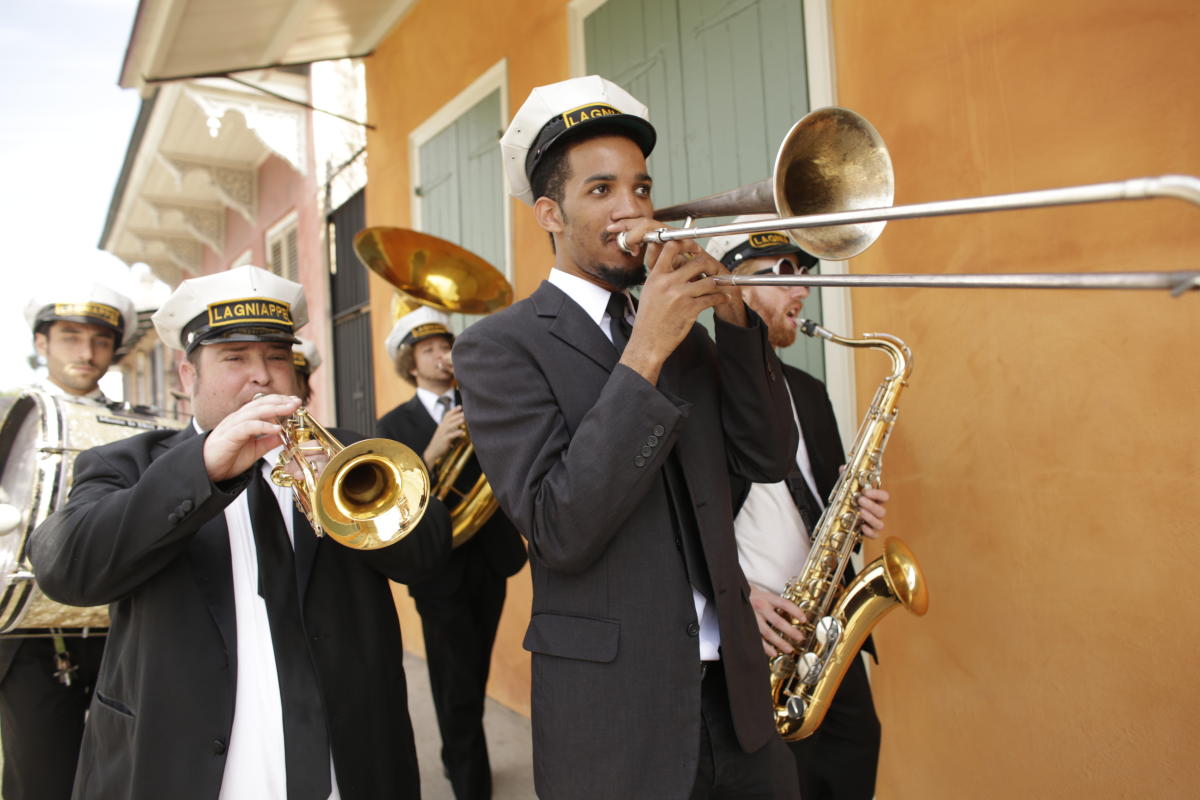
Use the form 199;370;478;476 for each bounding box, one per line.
28;425;450;800
453;281;798;799
376;394;527;599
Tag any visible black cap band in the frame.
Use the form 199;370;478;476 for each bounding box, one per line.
525;104;657;185
720;235;819;271
181;297;296;352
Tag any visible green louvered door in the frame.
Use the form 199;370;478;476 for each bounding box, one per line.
416;89;506;333
584;0;823;378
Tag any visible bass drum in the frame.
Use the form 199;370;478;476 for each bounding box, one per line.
0;390;183;635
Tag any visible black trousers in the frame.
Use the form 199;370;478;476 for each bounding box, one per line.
413;557;507;800
788;652;881;800
689;661;800;800
0;636;106;800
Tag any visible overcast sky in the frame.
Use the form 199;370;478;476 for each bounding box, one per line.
0;0;155;397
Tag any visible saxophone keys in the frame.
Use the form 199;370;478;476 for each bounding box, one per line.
769;653;795;677
797;652;822;684
786;694;807;721
815;616;842;648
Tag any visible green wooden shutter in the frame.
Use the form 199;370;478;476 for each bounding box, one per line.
583;0;824;379
416;89;505;333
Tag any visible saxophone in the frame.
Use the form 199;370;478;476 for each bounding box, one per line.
770;319;929;741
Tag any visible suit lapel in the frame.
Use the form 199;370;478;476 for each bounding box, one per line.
161;425;236;671
402;395;437;443
534;282;619;373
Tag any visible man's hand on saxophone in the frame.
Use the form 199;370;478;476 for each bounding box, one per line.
748;485;891;657
854;486;890;539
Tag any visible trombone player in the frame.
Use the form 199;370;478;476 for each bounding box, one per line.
29;265;450;799
376;306;526;800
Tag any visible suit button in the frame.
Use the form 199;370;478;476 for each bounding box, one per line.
686;623;700;637
634;455;646;467
181;499;194;513
640;445;652;457
646;435;658;446
212;737;227;755
167;513;180;524
674;536;682;550
653;425;665;437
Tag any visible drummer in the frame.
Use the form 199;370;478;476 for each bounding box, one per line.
0;285;136;800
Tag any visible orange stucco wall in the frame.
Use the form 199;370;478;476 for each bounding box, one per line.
364;0;1200;792
833;1;1200;796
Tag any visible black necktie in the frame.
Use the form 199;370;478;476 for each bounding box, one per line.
785;469;823;537
246;467;331;800
607;292;632;353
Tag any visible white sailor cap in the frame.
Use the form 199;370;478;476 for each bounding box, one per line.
501;75;657;206
151;265;308;353
293;338;321;375
705;214;819;273
385;306;453;362
25;284;137;347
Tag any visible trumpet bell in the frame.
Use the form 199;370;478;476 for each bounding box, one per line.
353;227;513;315
314;438;431;551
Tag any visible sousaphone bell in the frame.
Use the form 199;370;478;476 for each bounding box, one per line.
353;227;513;547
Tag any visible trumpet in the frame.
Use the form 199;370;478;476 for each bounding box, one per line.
268;404;431;550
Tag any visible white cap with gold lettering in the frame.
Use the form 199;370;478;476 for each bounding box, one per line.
152;265;308;353
500;75;656;205
24;284;137;347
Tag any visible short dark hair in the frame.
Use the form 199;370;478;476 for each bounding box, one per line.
530;127;641;252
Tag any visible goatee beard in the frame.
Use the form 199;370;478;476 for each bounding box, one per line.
587;262;647;291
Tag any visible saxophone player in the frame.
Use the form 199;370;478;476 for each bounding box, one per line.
709;220;890;800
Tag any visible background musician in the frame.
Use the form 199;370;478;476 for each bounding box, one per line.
453;75;800;799
29;265;450;799
292;337;321;405
375;306;526;800
710;221;889;800
0;286;135;800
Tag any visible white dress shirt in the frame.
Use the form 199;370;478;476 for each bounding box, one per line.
734;380;826;595
415;386;456;423
547;268;721;660
209;434;340;800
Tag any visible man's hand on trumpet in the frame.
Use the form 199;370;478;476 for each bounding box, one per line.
203;393;301;482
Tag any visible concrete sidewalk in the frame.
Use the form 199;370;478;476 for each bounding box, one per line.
403;650;534;799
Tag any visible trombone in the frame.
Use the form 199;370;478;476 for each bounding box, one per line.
353;227;513;547
624;107;1200;294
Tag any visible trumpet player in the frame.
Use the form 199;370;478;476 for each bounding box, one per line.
376;306;526;800
30;265;450;800
710;221;889;800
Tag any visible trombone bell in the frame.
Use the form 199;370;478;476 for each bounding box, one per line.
652;107;894;261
